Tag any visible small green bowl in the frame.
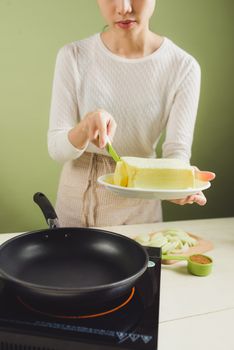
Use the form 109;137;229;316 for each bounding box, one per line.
187;254;213;277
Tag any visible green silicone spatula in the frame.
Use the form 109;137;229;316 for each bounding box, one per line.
105;136;121;163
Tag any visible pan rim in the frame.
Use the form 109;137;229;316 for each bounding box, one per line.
0;228;149;292
0;264;148;292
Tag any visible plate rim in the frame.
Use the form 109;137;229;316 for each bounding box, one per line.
98;173;211;194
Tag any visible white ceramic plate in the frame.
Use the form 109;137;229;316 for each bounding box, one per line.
98;173;211;200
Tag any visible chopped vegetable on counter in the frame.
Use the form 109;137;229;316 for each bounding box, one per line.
134;228;197;254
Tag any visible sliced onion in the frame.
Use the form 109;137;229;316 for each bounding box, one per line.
134;228;197;254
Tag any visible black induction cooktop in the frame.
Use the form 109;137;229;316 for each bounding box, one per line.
0;247;161;350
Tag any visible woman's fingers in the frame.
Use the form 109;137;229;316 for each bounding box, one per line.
170;196;193;205
107;117;117;143
83;110;117;148
97;112;107;148
195;170;216;182
96;110;116;148
192;192;207;206
170;192;207;206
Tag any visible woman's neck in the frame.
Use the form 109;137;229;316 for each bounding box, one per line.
101;29;163;59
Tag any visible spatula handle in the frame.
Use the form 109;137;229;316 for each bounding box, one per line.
106;136;121;163
162;254;188;261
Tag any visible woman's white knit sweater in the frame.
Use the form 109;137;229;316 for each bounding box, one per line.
48;33;201;164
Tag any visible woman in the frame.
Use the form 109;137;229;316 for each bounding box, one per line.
48;0;215;227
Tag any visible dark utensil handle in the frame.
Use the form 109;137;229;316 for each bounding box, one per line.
33;192;59;228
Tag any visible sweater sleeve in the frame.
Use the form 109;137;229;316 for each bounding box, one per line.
48;44;87;163
162;58;201;163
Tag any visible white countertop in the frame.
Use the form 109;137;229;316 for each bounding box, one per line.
1;217;234;349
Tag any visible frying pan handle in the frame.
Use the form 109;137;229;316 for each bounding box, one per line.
33;192;60;228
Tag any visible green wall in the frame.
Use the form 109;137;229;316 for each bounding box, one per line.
0;0;233;233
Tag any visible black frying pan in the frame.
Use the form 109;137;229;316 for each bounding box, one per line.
0;193;148;307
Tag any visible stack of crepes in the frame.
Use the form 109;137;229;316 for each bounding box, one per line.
113;157;195;190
